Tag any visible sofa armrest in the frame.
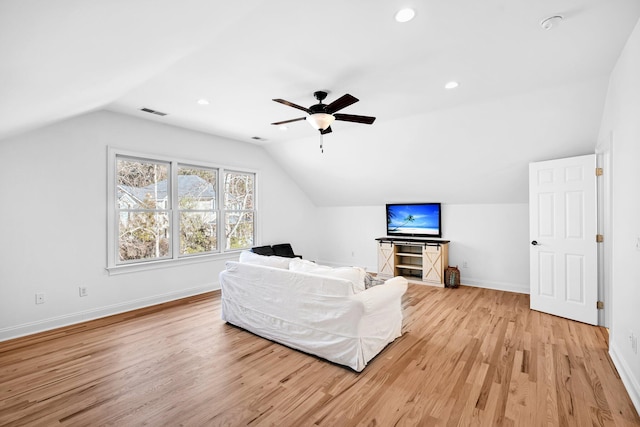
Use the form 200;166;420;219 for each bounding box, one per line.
350;276;408;313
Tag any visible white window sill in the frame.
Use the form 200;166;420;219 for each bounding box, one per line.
106;251;240;276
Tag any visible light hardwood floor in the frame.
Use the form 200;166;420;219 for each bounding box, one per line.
1;285;638;426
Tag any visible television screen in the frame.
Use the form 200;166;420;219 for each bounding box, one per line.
386;203;441;238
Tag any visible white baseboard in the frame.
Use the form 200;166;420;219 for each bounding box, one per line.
0;282;219;343
461;277;529;294
609;342;640;416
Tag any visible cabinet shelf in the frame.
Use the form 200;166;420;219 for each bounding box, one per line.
396;264;423;270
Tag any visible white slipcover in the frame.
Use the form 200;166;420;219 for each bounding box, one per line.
219;261;408;372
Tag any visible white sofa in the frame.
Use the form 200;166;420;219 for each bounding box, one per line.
219;255;408;372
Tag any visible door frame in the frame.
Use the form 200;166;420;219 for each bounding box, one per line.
597;134;614;329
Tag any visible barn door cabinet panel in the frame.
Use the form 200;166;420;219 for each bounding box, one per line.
377;241;395;278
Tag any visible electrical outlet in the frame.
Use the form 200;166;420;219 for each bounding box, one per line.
630;331;638;355
79;286;88;297
35;292;45;304
462;260;468;268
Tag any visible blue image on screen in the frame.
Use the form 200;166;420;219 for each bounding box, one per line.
386;203;441;237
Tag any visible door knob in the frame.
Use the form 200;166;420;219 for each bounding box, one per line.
531;240;538;246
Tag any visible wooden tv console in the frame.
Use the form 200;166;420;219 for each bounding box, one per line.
376;237;450;287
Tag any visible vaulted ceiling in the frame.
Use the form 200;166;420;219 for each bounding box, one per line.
1;0;639;205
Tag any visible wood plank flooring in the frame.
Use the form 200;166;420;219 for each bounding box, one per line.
1;285;638;426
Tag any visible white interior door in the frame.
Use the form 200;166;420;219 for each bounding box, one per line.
529;154;598;325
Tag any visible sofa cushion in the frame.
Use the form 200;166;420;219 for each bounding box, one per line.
289;259;366;293
238;250;291;269
289;258;332;273
324;267;366;293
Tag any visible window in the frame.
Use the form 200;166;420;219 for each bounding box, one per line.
108;149;257;270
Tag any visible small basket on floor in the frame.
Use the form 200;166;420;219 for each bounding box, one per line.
444;266;460;288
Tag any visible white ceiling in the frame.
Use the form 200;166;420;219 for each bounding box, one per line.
1;0;639;205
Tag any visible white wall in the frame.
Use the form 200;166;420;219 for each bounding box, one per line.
0;111;319;341
315;204;529;294
597;18;640;413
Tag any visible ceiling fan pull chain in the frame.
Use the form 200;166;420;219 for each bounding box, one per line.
320;133;324;153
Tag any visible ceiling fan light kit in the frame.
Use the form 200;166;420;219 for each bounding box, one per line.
271;90;376;152
306;113;335;131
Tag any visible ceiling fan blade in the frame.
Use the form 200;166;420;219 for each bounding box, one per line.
326;94;359;114
333;113;376;125
320;126;332;135
271;117;306;126
273;99;310;113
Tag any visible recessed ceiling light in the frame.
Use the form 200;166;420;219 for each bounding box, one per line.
279;125;288;131
395;8;415;23
445;81;459;89
197;99;210;105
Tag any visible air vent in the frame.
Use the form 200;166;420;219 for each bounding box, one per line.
140;107;167;116
251;136;267;141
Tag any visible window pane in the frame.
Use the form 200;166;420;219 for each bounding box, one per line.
180;211;217;254
178;166;217;209
225;211;254;250
224;172;254;210
178;166;217;256
116;157;171;263
119;212;170;262
117;158;169;209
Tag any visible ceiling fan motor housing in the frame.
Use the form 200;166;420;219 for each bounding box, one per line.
310;91;329;113
309;103;328;114
313;91;328;102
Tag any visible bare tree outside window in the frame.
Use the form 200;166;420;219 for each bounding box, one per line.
178;166;217;255
224;171;255;250
116;158;170;262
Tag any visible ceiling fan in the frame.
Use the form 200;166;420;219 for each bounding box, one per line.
271;91;376;135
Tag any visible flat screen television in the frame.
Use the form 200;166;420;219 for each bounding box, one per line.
386;203;442;238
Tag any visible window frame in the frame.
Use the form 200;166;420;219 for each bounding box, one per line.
107;147;259;275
